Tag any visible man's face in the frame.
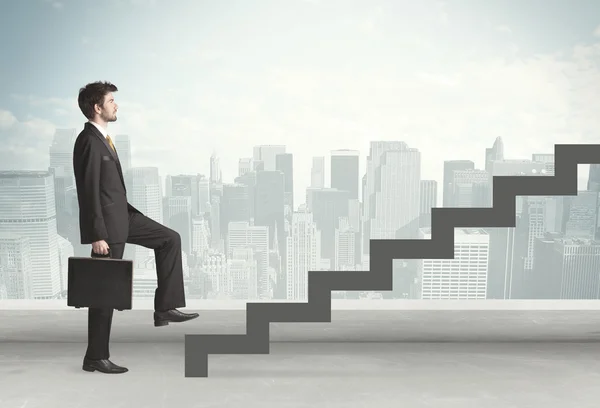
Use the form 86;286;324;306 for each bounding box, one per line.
96;92;118;122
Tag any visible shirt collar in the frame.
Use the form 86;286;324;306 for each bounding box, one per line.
88;120;108;138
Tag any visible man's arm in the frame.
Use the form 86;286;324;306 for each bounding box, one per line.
76;136;108;243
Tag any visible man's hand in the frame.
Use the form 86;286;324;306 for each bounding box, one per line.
92;240;110;255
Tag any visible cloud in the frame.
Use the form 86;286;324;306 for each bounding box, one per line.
0;110;17;130
0;110;56;171
594;25;600;37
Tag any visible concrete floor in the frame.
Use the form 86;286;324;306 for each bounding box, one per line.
2;305;600;407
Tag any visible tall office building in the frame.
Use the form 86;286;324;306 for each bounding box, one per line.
286;207;321;301
442;160;475;208
253;145;286;172
0;171;61;298
163;195;192;257
370;147;421;240
331;149;359;199
114;135;132;171
334;217;355;270
452;169;490;207
362;141;416;254
419;228;489;300
311;157;325;188
254;170;285;257
227;221;270;299
165;174;209;218
228;247;259;300
485;136;504;173
276;153;294;211
210;153;222;184
0;233;33;299
308;188;351;266
238;158;253;176
200;251;228;298
220;183;251;243
563;191;598;239
49;128;77;186
532;236;600;299
419;180;437;228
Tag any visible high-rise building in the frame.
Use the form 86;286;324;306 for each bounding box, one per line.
286;207;321;300
418;228;489;300
311;157;325;188
451;169;490;207
0;171;61;298
485;136;504;173
276;153;294;211
334;217;355;270
331;149;359;199
238;158;253;176
210;153;222;184
308;188;350;265
254;170;285;256
114;135;132;171
370;147;421;240
227;221;270;299
220;183;251;243
442;160;474;208
532;236;600;299
419;180;437;228
49;128;77;187
228;247;258;300
253;145;286;171
163;195;192;257
0;233;33;299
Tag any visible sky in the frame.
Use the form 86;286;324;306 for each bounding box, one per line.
1;0;599;205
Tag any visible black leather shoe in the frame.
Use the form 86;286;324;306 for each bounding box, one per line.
154;309;199;327
82;357;128;374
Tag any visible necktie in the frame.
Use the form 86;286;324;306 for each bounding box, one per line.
106;135;116;152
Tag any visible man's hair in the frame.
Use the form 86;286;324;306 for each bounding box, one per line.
77;81;118;120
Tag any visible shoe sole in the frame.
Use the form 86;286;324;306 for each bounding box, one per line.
154;315;199;327
82;365;128;374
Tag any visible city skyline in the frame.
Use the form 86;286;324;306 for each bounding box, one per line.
3;130;600;302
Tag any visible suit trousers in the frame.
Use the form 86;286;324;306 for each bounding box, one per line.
85;211;186;360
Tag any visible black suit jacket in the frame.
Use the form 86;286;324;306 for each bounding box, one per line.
72;122;142;244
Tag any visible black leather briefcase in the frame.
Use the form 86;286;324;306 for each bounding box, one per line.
67;252;133;311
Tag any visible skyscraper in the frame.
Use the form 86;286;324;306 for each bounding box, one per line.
419;228;489;300
275;153;294;210
331;149;359;199
419;180;437;228
310;156;325;188
286;207;321;300
253;145;286;171
442;160;475;208
0;171;61;298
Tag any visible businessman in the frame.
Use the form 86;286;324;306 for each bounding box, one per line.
72;81;199;374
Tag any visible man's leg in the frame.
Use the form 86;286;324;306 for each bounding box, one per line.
83;243;128;374
126;211;198;325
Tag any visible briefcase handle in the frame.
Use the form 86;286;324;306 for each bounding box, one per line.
92;247;112;259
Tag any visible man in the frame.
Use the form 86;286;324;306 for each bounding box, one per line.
72;81;199;374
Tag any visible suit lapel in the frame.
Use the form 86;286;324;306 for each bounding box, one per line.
85;122;127;191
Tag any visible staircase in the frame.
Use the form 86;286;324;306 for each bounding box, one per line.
184;144;599;377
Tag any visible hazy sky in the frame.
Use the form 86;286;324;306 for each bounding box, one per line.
1;0;599;204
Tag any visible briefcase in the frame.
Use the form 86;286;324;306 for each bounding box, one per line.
67;252;134;311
